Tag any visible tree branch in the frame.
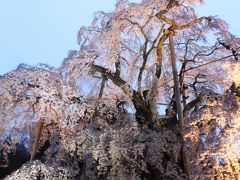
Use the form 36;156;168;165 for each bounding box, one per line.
137;24;166;90
123;18;149;42
156;0;178;18
92;64;135;97
176;17;210;30
184;54;234;72
156;30;170;78
183;95;202;115
98;75;107;99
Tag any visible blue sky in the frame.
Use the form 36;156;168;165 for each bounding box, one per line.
0;0;239;75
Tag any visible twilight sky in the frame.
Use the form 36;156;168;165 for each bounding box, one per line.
0;0;239;75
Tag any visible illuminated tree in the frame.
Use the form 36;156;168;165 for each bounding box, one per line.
76;0;239;127
1;0;240;179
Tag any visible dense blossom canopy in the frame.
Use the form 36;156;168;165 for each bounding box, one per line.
0;0;240;179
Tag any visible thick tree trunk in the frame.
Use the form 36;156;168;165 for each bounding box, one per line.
132;91;154;129
92;64;155;129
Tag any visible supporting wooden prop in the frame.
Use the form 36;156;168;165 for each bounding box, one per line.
168;30;190;178
168;30;184;136
30;120;44;161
